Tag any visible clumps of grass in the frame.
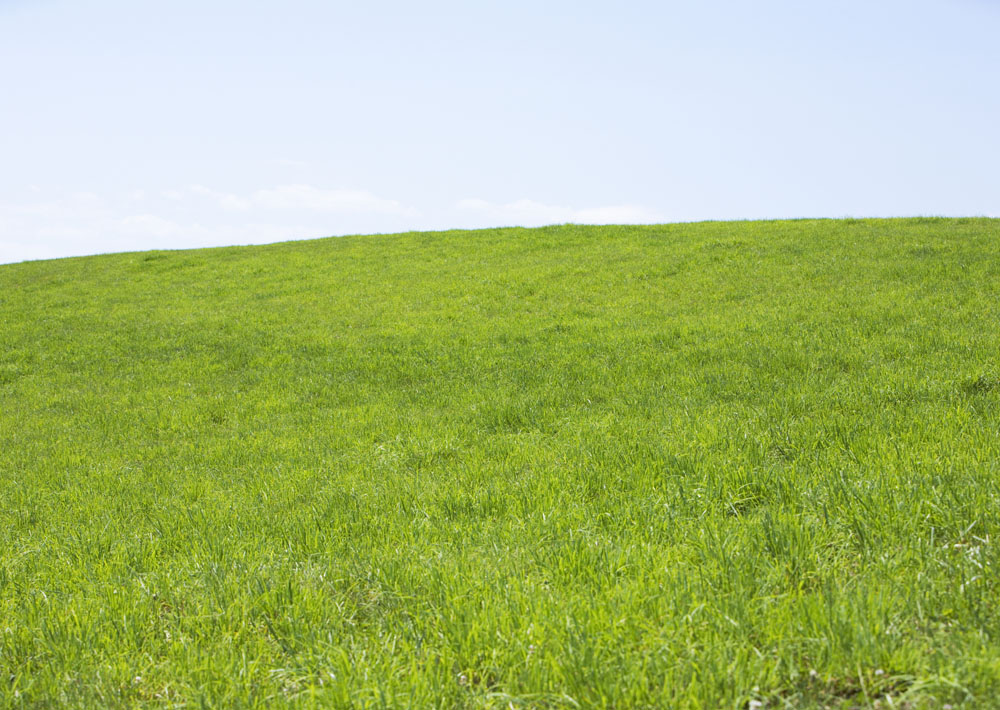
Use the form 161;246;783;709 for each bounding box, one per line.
0;363;22;385
961;374;1000;395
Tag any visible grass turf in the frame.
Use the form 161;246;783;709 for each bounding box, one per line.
1;218;999;708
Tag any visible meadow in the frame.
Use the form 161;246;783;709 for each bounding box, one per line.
1;218;999;709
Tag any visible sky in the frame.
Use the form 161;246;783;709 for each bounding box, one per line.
1;0;998;264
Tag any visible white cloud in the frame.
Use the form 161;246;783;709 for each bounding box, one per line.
0;240;64;264
0;185;667;265
183;184;412;215
574;205;664;223
252;185;412;215
111;215;308;246
118;214;193;238
189;185;252;211
454;198;663;226
455;198;491;211
0;184;419;264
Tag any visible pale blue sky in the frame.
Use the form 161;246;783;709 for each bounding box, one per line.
1;0;998;263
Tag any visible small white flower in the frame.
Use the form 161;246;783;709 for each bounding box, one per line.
748;700;764;710
875;668;884;676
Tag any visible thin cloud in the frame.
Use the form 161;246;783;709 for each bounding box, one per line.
252;185;413;215
0;186;667;265
0;185;420;264
454;198;663;226
189;185;252;211
185;184;413;215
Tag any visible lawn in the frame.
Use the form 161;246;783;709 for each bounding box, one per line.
1;218;999;708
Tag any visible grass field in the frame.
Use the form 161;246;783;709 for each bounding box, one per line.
2;218;999;709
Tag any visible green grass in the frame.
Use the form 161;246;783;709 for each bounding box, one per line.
2;218;999;709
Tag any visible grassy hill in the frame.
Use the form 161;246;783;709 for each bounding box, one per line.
2;218;999;708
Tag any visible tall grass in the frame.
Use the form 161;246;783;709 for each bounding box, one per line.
1;218;999;708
